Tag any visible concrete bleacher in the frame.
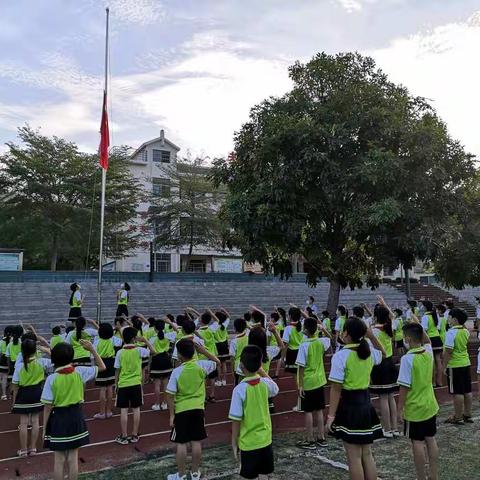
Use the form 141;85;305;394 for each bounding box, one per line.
0;280;407;336
445;286;480;310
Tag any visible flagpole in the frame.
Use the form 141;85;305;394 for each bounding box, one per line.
97;7;109;323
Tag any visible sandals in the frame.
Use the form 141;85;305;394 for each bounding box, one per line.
445;416;464;425
17;450;28;458
27;448;37;456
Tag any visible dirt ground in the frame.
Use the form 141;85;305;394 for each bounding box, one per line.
82;403;480;480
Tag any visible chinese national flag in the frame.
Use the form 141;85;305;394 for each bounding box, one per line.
99;90;109;170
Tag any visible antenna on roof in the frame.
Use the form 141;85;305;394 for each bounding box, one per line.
160;129;165;146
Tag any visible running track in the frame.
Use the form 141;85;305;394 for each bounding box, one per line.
0;350;478;479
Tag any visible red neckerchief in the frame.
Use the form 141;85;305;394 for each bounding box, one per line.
124;345;136;350
246;378;260;386
57;365;75;374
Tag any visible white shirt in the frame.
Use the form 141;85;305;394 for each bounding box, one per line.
12;357;52;384
166;360;216;394
398;344;433;387
296;337;331;367
114;346;150;369
171;336;205;361
41;366;97;403
66;328;98;345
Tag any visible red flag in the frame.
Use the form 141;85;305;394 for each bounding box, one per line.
99;90;109;170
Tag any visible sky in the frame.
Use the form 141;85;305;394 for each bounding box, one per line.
0;0;479;159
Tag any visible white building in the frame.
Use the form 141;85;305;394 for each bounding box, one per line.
110;130;244;273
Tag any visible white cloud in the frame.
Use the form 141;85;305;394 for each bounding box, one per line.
336;0;363;12
102;0;165;26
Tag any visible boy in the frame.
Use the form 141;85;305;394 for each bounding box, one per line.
397;323;438;480
443;308;472;424
295;317;331;449
229;345;279;480
166;339;220;480
229;318;249;385
114;327;154;444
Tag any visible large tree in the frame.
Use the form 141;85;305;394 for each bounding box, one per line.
0;126;143;270
211;52;475;312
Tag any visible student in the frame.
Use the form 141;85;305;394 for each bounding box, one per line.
282;307;303;373
144;316;157;341
213;309;230;387
166;339;220;480
296;317;331;449
435;304;448;346
230;318;249;386
131;316;151;374
65;317;98;366
443;308;473;424
321;310;332;336
11;339;51;457
334;305;348;351
0;326;12;400
171;319;204;363
229;345;279;480
93;323;123;419
68;283;83;322
41;341;105;480
406;300;419;321
392;309;405;356
6;325;23;382
369;304;399;438
196;311;219;402
116;282;131;317
114;327;154;444
272;308;288;379
397;323;438;480
306;296;319;315
150;319;173;411
114;316;129;341
421;301;443;387
50;326;66;349
326;317;385;480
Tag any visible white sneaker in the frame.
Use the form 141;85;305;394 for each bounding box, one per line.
383;430;394;438
161;402;168;410
191;471;201;480
392;430;401;437
152;404;161;411
292;405;303;412
167;473;187;480
221;379;227;386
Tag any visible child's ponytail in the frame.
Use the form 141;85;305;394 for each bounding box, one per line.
21;339;36;372
12;325;22;346
357;337;371;360
374;305;393;337
295;320;302;332
155;319;165;341
423;300;439;327
75;316;86;341
344;317;370;360
216;311;227;331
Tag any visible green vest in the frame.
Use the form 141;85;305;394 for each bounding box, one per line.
215;325;229;343
118;290;128;305
376;329;393;358
9;342;21;362
48;367;88;407
173;360;208;413
197;326;218;358
424;313;440;339
394;318;404;341
233;333;249;371
17;358;46;386
72;293;82;308
152;337;170;354
96;338;115;359
287;325;303;350
71;331;93;359
323;318;332;335
446;326;470;368
438;317;447;344
299;338;327;390
117;346;143;388
338;344;374;390
50;335;64;349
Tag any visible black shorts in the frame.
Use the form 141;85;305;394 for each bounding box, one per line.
447;366;472;395
170;409;207;444
207;368;218;380
395;339;404;349
240;444;274;479
404;415;437;441
430;336;443;353
301;386;326;412
116;385;143;409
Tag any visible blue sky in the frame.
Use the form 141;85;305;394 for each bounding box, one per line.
0;0;479;158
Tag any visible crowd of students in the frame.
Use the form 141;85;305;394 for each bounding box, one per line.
0;292;477;480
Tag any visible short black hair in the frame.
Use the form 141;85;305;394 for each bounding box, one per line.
393;308;403;317
322;310;330;318
436;304;446;314
240;345;263;374
251;310;265;325
402;322;423;342
122;326;138;344
243;312;252;322
353;306;365;319
98;322;114;340
52;326;61;336
303;317;318;336
176;338;195;360
288;307;302;323
182;319;196;335
51;343;74;368
234;318;247;333
201;312;212;325
309;296;315;302
449;308;468;325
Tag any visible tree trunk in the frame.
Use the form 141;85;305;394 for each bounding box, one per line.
404;264;411;298
184;223;194;272
326;277;341;316
50;233;59;272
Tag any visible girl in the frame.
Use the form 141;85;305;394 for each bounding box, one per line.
213;309;230;387
421;300;443;387
321;310;332;337
6;325;24;384
327;317;385;480
334;305;348;351
229;318;249;386
436;304;448;346
93;323;122;419
42;341;105;480
197;311;219;402
393;309;405;356
68;283;83;322
0;326;12;400
406;300;419;321
116;282;131;317
65;317;98;366
273;308;287;378
50;326;66;349
369;304;399;438
11;339;51;457
150;319;173;411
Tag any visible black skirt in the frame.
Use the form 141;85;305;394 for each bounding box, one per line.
73;357;91;367
430;336;443;352
68;307;82;321
95;357;115;386
215;341;229;361
0;355;8;373
12;383;43;414
150;352;173;379
44;403;89;451
285;348;298;373
116;304;128;317
370;357;399;394
8;362;15;379
332;389;383;444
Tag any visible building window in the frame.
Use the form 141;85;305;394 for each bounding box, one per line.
155;253;171;272
141;149;148;162
154;217;171;236
153;149;171;163
186;259;206;273
152;177;171;197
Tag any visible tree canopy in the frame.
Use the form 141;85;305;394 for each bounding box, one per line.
0;126;143;270
211;52;476;311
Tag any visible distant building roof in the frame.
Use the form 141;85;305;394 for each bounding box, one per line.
131;129;180;158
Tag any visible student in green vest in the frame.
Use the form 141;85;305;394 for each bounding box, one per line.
321;310;333;337
435;304;448;346
41;341;105;480
0;326;13;401
68;283;83;322
327;317;385;480
229;345;279;480
150;319;173;411
116;282;131;317
6;325;24;383
196;311;219;403
65;317;99;366
392;308;405;355
50;326;66;349
212;309;231;387
421;300;444;387
230;318;249;385
334;305;348;352
397;322;438;480
114;326;155;444
296;317;332;450
92;323;122;420
443;308;473;424
271;308;286;379
11;339;52;457
166;338;220;480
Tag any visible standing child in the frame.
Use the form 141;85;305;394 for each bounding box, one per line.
41;341;105;480
229;345;279;480
334;305;348;351
443;308;473;424
393;309;405;356
93;323;123;419
150;320;173;411
435;304;448;347
326;318;385;480
114;326;154;444
197;311;219;402
230;318;249;386
116;283;131;317
0;326;12;400
67;283;83;322
6;325;23;385
11;339;52;457
50;326;66;349
166;339;220;480
213;309;230;387
65;317;98;366
421;301;443;387
321;310;332;337
397;323;438;480
296;317;331;449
